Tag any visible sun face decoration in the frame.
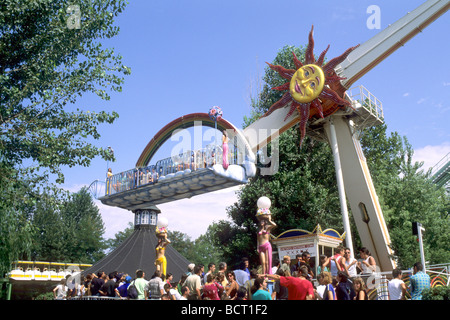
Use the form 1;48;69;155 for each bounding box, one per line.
263;25;360;147
289;64;325;103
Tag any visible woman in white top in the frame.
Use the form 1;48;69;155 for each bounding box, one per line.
357;247;377;274
53;279;67;300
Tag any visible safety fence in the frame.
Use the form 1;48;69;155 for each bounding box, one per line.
105;143;241;196
363;263;449;300
70;295;128;300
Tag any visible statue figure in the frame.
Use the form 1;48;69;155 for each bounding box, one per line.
256;197;276;275
155;217;171;276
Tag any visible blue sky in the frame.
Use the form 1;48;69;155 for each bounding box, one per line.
61;0;449;240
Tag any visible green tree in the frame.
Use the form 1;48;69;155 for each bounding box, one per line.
31;187;105;264
0;161;36;275
0;0;129;275
168;230;195;262
104;221;134;253
30;191;66;262
361;127;450;268
0;0;130;183
60;187;106;263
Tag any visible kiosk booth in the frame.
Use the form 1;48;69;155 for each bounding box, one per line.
272;224;346;277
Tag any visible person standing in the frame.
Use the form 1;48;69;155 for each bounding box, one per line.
53;279;67;300
299;252;314;279
234;261;250;287
342;248;358;279
116;275;132;298
134;269;149;300
353;277;368;300
291;254;302;274
151;168;158;183
106;168;113;194
242;257;251;278
183;265;203;300
272;265;289;300
317;255;330;275
317;271;335;300
90;271;105;296
260;266;314;300
148;270;164;300
203;262;216;285
388;268;407;300
202;273;224;300
251;278;272;300
225;271;239;300
218;262;228;288
335;271;356;300
155;233;170;277
179;286;190;300
357;247;377;275
330;246;345;277
99;272;118;297
409;262;431;300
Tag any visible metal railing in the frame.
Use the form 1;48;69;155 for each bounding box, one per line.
345;85;384;130
360;264;450;300
69;295;129;300
431;151;450;187
105;143;241;196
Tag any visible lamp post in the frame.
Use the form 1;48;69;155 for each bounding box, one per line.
413;222;426;272
208;106;223;163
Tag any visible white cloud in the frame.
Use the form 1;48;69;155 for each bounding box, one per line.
403;92;410;97
158;185;240;240
94;200;134;239
443;82;450;87
413;142;450;172
91;185;241;240
416;98;426;104
62;181;241;240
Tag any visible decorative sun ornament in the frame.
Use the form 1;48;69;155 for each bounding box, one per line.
262;25;360;147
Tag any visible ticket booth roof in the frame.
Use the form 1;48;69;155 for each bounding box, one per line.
272;224;345;244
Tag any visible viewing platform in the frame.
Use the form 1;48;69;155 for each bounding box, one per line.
99;145;256;210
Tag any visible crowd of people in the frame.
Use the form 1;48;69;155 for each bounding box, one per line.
53;246;431;300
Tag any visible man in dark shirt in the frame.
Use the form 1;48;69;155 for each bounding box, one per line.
336;271;356;300
90;271;105;296
299;252;315;279
99;272;117;297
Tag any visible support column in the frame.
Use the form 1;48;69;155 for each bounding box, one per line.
324;118;355;258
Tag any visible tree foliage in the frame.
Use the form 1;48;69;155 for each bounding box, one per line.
361;125;450;268
0;0;129;276
0;0;130;183
168;228;224;267
30;187;106;264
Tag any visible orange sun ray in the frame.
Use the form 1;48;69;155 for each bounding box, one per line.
261;25;359;147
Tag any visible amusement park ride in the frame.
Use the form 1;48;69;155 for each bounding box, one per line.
91;0;449;275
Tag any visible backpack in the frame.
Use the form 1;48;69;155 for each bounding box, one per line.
127;280;138;299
